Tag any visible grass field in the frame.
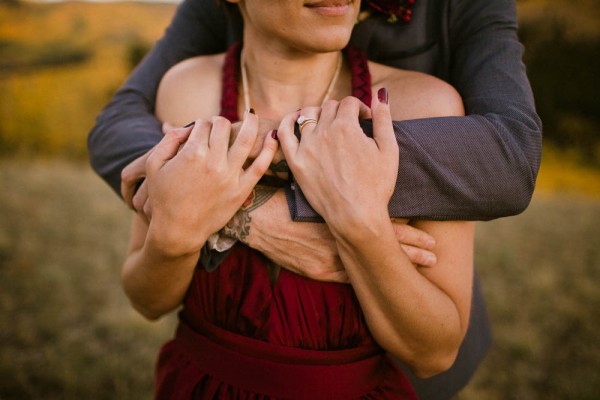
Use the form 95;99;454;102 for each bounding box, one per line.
0;159;599;399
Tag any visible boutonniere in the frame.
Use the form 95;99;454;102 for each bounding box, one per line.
362;0;417;24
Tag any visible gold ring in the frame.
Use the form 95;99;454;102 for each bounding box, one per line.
297;115;318;134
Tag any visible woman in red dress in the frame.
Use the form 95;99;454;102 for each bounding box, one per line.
121;1;474;398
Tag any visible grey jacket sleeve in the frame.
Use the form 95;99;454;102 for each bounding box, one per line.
289;0;542;221
87;0;231;196
88;0;541;221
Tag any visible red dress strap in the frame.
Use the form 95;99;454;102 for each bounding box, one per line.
220;42;373;121
347;46;373;105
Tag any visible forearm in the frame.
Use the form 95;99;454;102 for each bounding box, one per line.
332;221;463;378
122;242;200;320
390;111;540;220
290;0;542;222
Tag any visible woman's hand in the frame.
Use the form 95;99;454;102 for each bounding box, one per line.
277;92;398;238
144;113;278;259
122;117;287;222
121;122;194;221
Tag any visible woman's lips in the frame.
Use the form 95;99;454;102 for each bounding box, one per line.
304;0;353;17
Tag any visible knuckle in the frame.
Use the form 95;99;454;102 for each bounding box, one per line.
205;159;224;174
132;194;144;212
417;234;430;248
394;225;407;241
322;99;339;109
301;106;320;116
195;119;212;132
340;96;358;106
212;115;231;129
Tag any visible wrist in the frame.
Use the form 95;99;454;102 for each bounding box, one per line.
329;208;393;247
146;220;208;260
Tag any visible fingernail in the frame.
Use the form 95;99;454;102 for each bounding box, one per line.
377;87;388;104
183;120;195;128
426;238;436;248
271;129;278;140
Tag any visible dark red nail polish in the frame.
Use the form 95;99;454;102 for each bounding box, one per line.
377;87;388;104
183;120;195;128
271;129;278;140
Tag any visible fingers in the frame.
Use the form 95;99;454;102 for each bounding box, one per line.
276;111;301;163
401;244;437;268
146;132;185;177
316;101;338;129
393;222;435;247
229;110;259;167
171;123;195;142
371;88;397;153
121;150;152;209
132;179;148;215
392;222;437;267
335;96;371;122
208;116;232;155
241;129;279;190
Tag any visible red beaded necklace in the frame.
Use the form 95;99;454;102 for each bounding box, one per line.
363;0;417;24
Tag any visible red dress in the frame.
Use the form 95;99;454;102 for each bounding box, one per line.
154;43;418;400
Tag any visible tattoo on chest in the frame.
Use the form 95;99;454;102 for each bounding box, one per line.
222;186;277;243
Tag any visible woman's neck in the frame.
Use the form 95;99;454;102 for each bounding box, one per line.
240;42;349;120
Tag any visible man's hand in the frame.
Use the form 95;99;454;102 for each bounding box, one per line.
145;114;278;258
222;189;437;284
122;118;287;221
391;219;437;268
230;118;283;161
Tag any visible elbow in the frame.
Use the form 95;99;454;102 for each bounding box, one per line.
121;273;178;321
406;348;460;379
502;171;536;216
391;333;463;379
132;304;165;322
393;342;461;379
131;302;170;321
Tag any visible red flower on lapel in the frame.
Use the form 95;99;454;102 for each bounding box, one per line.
364;0;416;23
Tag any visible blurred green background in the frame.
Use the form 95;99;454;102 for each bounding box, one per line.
1;0;599;399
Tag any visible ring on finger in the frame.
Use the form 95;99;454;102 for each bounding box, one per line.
297;115;318;134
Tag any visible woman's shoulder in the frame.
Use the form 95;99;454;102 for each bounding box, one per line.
368;61;464;121
164;53;225;80
156;53;226;124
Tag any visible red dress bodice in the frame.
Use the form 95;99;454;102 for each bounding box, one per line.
155;43;417;400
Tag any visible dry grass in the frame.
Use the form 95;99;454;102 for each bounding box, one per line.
0;159;599;399
0;159;175;400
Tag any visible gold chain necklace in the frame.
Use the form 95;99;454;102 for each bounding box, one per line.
241;51;343;112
